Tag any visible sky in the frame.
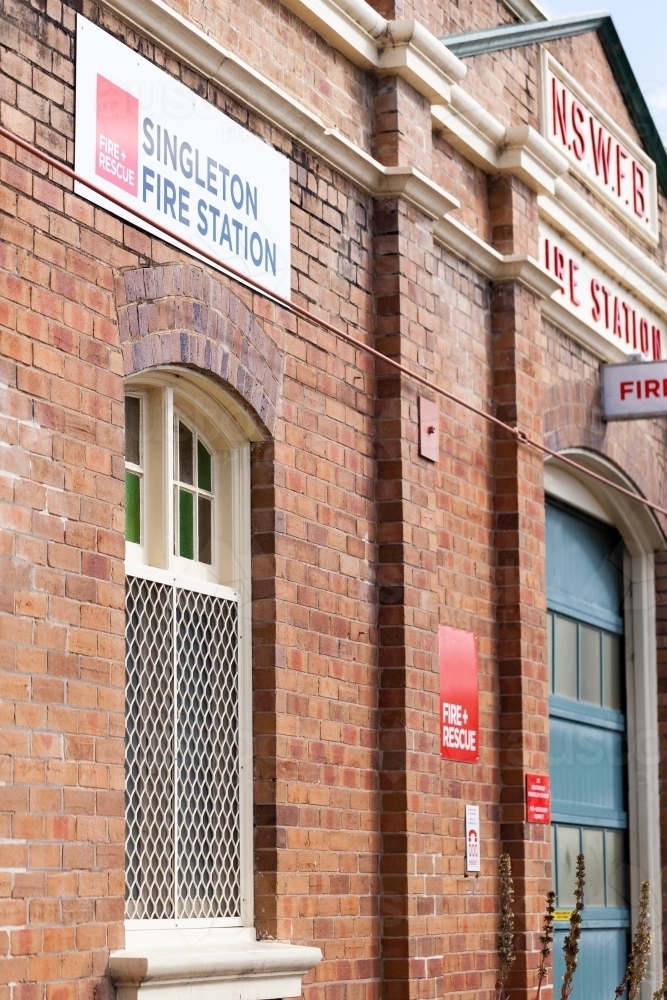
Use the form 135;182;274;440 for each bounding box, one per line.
539;0;667;141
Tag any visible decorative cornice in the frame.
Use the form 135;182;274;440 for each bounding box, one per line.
500;0;549;23
498;125;568;196
378;20;467;103
282;0;382;68
539;180;667;319
439;12;667;197
431;93;504;171
433;216;561;299
95;0;460;219
378;166;459;216
95;0;667;320
541;297;626;363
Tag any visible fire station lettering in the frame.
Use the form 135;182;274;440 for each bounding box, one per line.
540;222;663;361
74;16;291;297
542;53;658;241
439;626;479;763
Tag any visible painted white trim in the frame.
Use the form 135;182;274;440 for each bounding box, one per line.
539;50;659;246
546;452;664;999
544;463;613;523
500;0;548;21
624;548;663;1000
539;183;667;321
125;562;239;602
377;19;466;103
431;94;505;171
433;215;561;297
541;296;627;363
94;0;459;219
96;0;667;327
123;371;256;941
498;124;570;197
433;99;570;198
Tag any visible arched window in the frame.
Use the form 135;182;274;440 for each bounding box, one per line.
123;369;253;930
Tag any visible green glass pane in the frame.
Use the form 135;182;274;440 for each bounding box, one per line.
198;440;212;492
125;472;141;544
198;496;212;564
125;396;141;466
178;421;194;484
179;489;194;560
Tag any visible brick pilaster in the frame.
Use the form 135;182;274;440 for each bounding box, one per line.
372;66;445;997
489;175;551;1000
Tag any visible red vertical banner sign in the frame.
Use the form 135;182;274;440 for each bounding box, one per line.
439;626;479;763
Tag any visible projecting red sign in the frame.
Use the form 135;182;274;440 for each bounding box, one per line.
439;626;479;763
526;774;551;824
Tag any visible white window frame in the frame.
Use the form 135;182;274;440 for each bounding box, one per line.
124;369;256;945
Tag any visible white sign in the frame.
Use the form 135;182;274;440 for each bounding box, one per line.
465;805;480;874
540;223;664;361
602;360;667;420
74;16;291;297
541;52;658;243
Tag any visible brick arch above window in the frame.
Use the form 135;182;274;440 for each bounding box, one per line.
115;263;284;436
543;379;667;538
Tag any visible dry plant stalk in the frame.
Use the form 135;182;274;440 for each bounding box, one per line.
615;881;651;1000
496;853;516;1000
653;966;667;1000
535;890;556;1000
560;853;585;1000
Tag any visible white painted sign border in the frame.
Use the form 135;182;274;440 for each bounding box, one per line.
74;15;291;298
540;49;659;246
602;359;667;421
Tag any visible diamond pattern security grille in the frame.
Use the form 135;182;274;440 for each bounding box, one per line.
125;575;240;920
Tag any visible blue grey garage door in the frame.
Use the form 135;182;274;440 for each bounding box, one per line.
547;500;629;998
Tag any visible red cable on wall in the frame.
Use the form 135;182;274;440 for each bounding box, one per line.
1;123;665;524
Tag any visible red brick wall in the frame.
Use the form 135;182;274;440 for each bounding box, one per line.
3;0;667;999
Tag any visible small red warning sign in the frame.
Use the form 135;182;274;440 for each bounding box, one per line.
526;773;550;824
95;74;138;196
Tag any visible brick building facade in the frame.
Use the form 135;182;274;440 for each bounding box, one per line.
1;0;667;999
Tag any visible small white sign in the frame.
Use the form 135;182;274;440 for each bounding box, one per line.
465;805;481;873
602;359;667;420
74;16;291;297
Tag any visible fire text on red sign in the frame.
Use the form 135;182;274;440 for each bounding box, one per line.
439;627;479;763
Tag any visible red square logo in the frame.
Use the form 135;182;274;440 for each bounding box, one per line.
95;74;138;196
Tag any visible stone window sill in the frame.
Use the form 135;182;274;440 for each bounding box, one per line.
110;933;322;1000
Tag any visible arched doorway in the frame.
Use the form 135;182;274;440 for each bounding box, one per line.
545;454;664;997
